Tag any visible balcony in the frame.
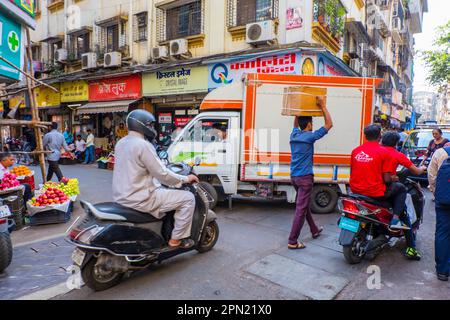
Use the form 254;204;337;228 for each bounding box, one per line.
391;17;403;44
47;0;64;13
408;0;428;34
312;0;347;55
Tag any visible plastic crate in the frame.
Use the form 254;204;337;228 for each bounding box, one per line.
107;162;114;170
27;209;72;226
98;161;107;169
18;175;35;191
59;158;77;165
0;190;24;229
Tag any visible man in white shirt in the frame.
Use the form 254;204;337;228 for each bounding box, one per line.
74;135;86;161
83;129;95;164
113;110;199;248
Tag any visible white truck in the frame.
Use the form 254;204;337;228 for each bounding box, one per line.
167;73;381;213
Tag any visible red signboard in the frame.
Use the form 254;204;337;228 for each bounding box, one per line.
174;117;193;127
89;74;142;101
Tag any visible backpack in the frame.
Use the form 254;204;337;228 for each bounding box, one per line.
435;147;450;206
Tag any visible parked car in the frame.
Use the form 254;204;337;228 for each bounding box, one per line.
400;128;450;186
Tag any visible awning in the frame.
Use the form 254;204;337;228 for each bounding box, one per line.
76;100;137;115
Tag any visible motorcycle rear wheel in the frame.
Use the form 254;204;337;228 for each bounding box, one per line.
81;257;124;291
343;231;366;264
0;233;12;273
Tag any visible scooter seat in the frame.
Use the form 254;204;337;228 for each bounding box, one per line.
349;194;392;209
93;203;162;223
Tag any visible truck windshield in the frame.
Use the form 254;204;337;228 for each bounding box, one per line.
180;119;229;142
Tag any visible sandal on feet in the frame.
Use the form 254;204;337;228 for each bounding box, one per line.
169;239;195;249
288;242;306;250
312;226;324;239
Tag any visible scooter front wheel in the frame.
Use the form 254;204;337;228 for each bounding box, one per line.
81;257;124;291
0;232;12;273
196;221;219;253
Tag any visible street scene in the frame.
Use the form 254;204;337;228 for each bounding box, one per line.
0;0;449;303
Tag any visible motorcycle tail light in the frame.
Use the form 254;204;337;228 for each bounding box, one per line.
68;228;82;240
0;219;6;224
342;199;359;213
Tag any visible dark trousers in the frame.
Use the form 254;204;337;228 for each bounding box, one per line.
435;205;450;276
22;183;32;203
289;175;319;245
375;182;407;217
47;160;63;182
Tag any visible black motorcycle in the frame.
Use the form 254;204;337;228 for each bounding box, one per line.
0;196;17;273
66;161;219;291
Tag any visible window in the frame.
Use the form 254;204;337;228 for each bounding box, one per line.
71;33;90;59
49;40;62;61
181;119;229;142
134;12;148;42
227;0;278;28
106;24;119;52
166;1;202;40
31;45;41;61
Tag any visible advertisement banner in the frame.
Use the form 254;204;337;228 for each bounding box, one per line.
158;113;172;124
0;10;23;80
208;52;301;90
89;74;142;101
9;93;26;109
317;54;348;77
286;6;303;30
143;66;208;96
35;83;60;108
9;0;35;17
61;80;89;102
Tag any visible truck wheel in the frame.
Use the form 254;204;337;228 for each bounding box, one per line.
310;185;338;214
0;232;13;273
199;182;218;210
81;257;124;292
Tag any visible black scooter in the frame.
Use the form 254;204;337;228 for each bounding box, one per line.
0;196;17;273
66;160;219;291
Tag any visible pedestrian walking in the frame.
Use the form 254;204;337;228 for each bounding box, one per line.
83;129;95;164
43;122;69;182
428;141;450;282
288;97;333;249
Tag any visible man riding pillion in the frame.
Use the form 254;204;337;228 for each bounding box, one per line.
112;110;199;249
350;125;411;232
381;131;427;260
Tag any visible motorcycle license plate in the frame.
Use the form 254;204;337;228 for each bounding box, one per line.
71;248;86;266
0;205;11;219
339;217;360;233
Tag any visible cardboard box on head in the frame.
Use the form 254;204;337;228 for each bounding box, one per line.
282;86;327;117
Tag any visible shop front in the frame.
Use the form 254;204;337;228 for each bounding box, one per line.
34;83;70;132
142;66;209;143
77;74;142;150
60;80;89;137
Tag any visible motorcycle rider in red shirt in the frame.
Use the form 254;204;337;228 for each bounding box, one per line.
381;131;427;260
350;125;410;231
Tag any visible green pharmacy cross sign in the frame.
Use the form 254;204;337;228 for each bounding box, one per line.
0;10;22;80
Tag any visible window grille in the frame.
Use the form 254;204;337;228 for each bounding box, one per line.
227;0;278;28
133;12;148;42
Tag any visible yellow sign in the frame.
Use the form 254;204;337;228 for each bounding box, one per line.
36;83;61;108
143;66;208;96
9;93;26;109
61;80;89;102
0;101;3;112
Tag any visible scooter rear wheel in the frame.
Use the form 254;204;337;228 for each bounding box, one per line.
343;231;366;264
0;232;12;273
81;257;124;291
196;221;219;253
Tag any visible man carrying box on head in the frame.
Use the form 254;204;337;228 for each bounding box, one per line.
288;97;333;249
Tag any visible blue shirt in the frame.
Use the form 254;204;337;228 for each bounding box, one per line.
43;130;68;161
290;127;328;177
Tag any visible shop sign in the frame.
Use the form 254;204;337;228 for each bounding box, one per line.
89;74;142;102
208;52;301;90
143;66;208;96
35;83;60;108
391;106;400;120
9;92;26;109
174;117;192;127
399;109;406;122
61;80;89;102
9;0;35;17
175;109;186;115
0;11;23;80
286;6;303;30
187;109;199;115
317;54;348;77
392;89;403;106
158;113;172;124
381;103;391;116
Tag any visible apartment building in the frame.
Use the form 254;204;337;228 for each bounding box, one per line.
413;91;437;123
8;0;426;138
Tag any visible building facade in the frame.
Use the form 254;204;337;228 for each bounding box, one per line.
9;0;427;141
413;91;437;123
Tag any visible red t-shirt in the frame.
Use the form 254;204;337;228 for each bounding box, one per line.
350;141;391;198
382;146;414;174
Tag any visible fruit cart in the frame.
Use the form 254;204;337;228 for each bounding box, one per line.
11;165;36;190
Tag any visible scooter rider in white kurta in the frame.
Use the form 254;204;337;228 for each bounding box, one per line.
112;109;199;249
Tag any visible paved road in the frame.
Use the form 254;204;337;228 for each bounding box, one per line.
1;164;448;300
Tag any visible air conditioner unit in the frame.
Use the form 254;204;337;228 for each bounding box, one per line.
81;52;97;70
350;59;361;73
246;20;276;45
152;46;169;60
104;52;122;68
55;48;67;63
169;39;189;56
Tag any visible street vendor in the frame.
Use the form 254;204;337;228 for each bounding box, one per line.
0;152;32;203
